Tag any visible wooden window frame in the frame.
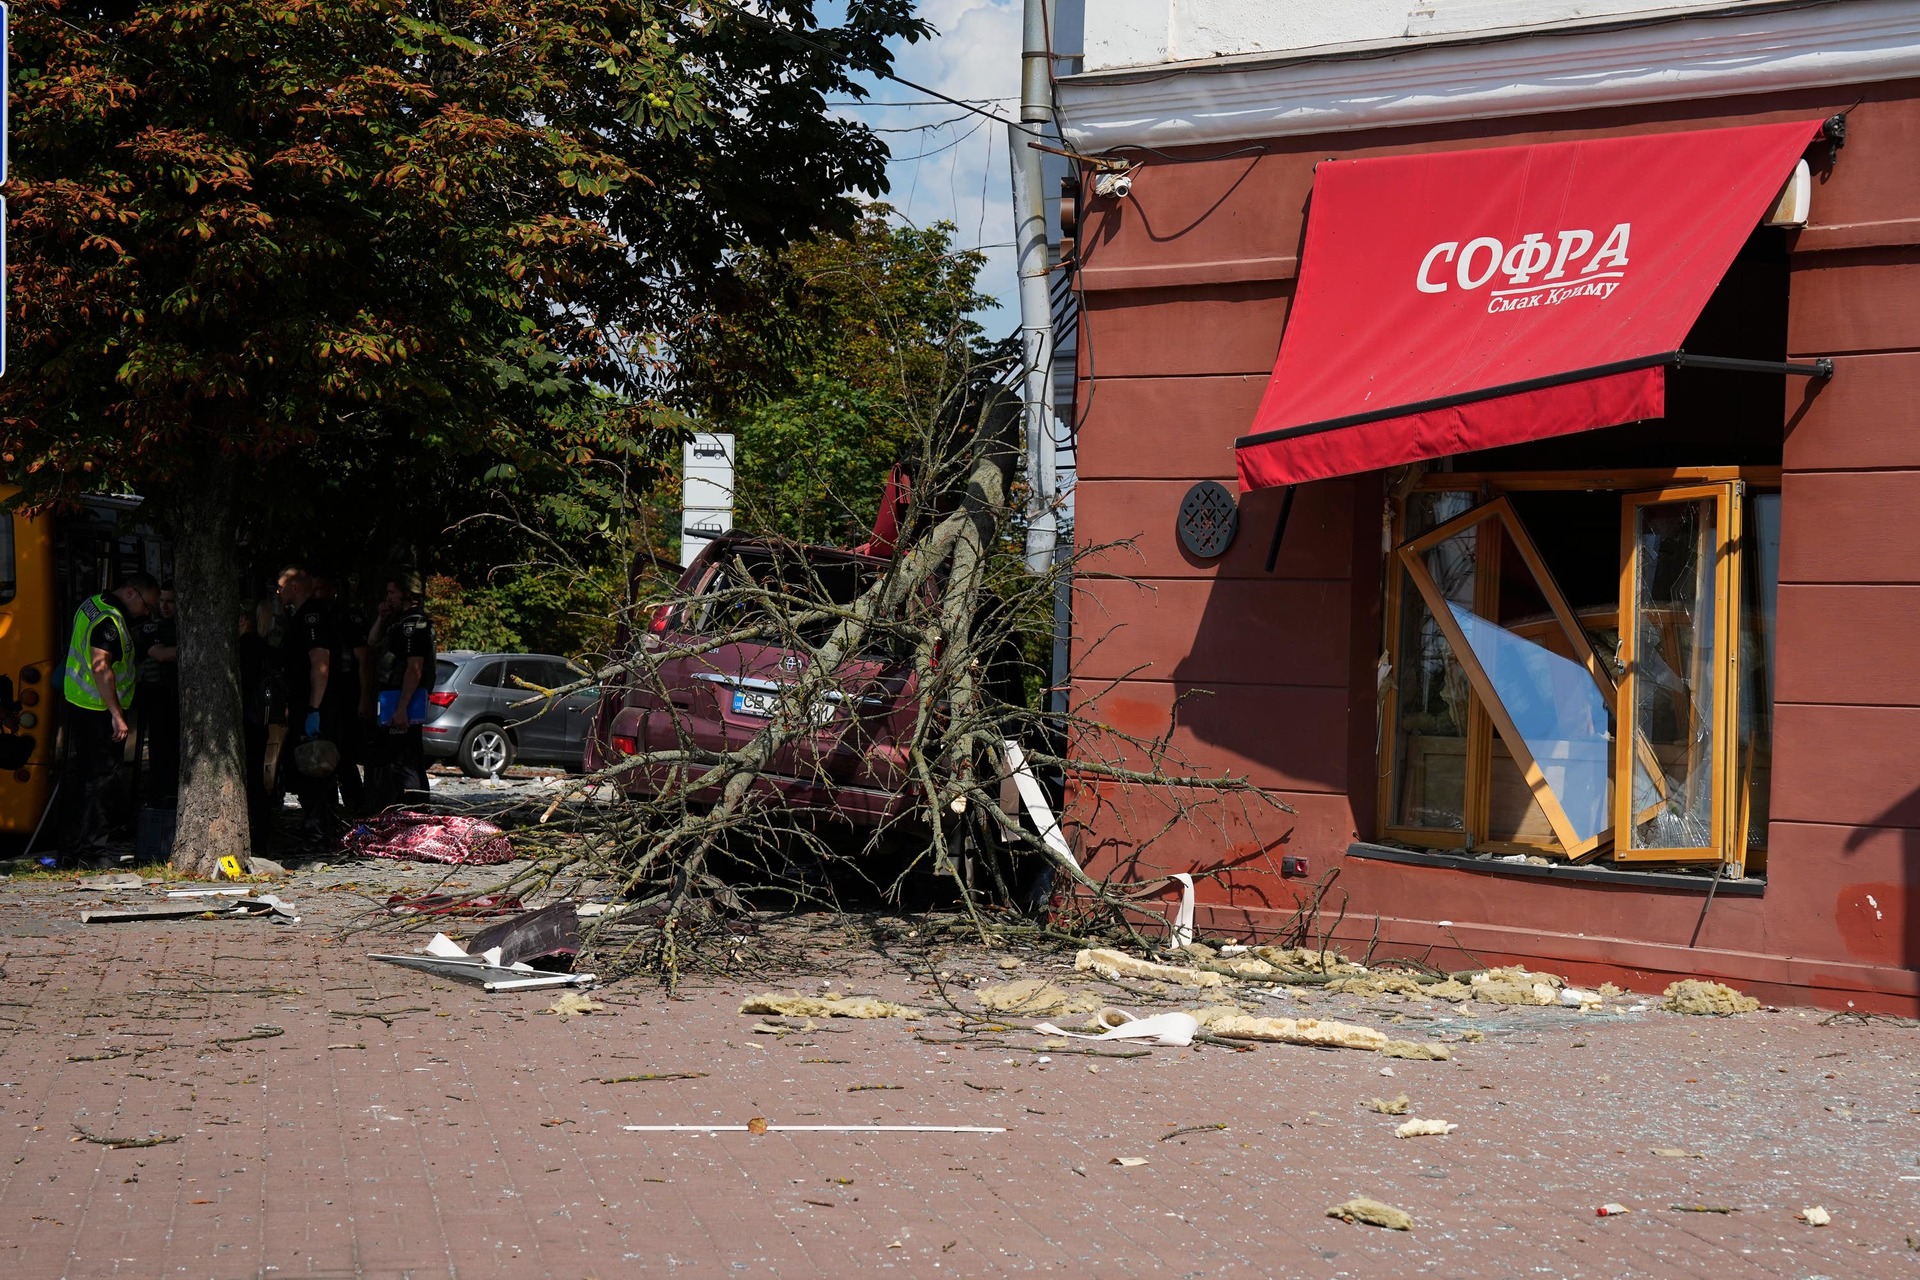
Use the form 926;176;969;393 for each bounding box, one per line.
1612;482;1743;869
1379;468;1774;872
1399;497;1616;860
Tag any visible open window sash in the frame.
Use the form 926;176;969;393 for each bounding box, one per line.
1613;483;1741;867
1399;497;1616;860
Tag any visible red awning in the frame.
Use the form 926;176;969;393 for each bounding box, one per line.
1236;120;1826;491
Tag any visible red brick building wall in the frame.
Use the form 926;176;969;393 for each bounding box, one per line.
1066;81;1920;1010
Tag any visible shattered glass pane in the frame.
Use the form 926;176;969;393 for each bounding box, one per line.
1628;498;1718;851
1391;493;1476;830
1445;601;1611;844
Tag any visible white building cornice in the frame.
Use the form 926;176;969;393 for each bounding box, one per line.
1056;0;1920;152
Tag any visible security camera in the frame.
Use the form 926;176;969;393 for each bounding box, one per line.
1094;171;1133;200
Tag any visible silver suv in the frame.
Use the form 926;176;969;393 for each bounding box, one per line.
422;651;599;777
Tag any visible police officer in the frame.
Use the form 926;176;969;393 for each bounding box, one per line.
59;572;160;868
368;571;436;808
275;564;338;840
133;581;180;804
312;571;372;817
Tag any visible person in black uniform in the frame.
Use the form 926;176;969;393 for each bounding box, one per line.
275;564;338;840
236;597;281;850
368;571;436;809
132;582;180;805
312;571;372;817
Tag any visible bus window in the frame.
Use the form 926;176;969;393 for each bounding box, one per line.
0;517;16;604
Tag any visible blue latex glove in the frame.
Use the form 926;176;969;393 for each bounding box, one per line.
303;711;321;738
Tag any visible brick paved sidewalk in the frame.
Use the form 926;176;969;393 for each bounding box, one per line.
1;866;1916;1278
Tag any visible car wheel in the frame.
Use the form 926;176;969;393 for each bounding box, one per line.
458;723;515;778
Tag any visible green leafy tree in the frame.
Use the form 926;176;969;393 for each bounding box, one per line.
0;0;925;873
676;207;998;546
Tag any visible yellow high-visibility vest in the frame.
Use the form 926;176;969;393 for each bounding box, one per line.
63;594;136;711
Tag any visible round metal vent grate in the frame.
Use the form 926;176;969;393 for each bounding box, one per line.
1177;480;1239;559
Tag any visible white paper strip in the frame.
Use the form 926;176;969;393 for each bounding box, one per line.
623;1125;1005;1134
1032;1008;1198;1048
1170;872;1196;948
1002;739;1076;865
483;974;597;993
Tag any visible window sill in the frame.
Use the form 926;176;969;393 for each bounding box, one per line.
1346;841;1765;896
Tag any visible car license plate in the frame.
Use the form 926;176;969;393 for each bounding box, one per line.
732;690;778;718
732;689;834;724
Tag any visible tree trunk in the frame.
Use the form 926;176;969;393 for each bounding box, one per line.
166;455;251;875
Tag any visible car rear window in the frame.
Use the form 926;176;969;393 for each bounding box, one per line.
695;550;882;644
434;659;459;689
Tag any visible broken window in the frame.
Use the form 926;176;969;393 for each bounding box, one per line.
1616;486;1731;862
1380;471;1778;875
1387;492;1476;833
1400;498;1615;859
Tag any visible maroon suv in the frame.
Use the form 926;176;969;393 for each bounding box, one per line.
583;535;923;825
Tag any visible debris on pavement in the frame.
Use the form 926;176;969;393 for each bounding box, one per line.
468;901;581;968
1596;1203;1632;1216
1079;941;1641;1019
1394;1118;1457;1138
1366;1094;1411;1115
75;873;148;891
1662;980;1760;1015
369;931;598;992
544;992;606;1020
1670;1204;1738;1214
347;812;516;865
739;993;925;1019
1325;972;1437;999
1159;1123;1227;1142
81;894;300;924
385;892;525;917
1327;1197;1414;1231
1110;1156;1148;1167
1075;948;1226;989
1190;1006;1450;1057
1031;1009;1198;1047
1798;1205;1831;1226
1469;967;1564;1006
974;978;1105;1017
72;1125;182;1150
1650;1147;1704;1159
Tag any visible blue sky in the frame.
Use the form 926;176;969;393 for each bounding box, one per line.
835;1;1025;333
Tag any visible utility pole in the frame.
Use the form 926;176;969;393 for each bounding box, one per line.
1010;0;1056;575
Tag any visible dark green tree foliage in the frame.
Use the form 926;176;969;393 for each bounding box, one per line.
430;395;685;658
675;207;996;546
0;0;925;871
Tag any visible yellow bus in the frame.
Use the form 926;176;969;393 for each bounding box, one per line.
0;487;62;838
0;490;171;848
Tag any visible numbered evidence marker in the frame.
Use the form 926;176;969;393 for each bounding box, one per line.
218;855;246;881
